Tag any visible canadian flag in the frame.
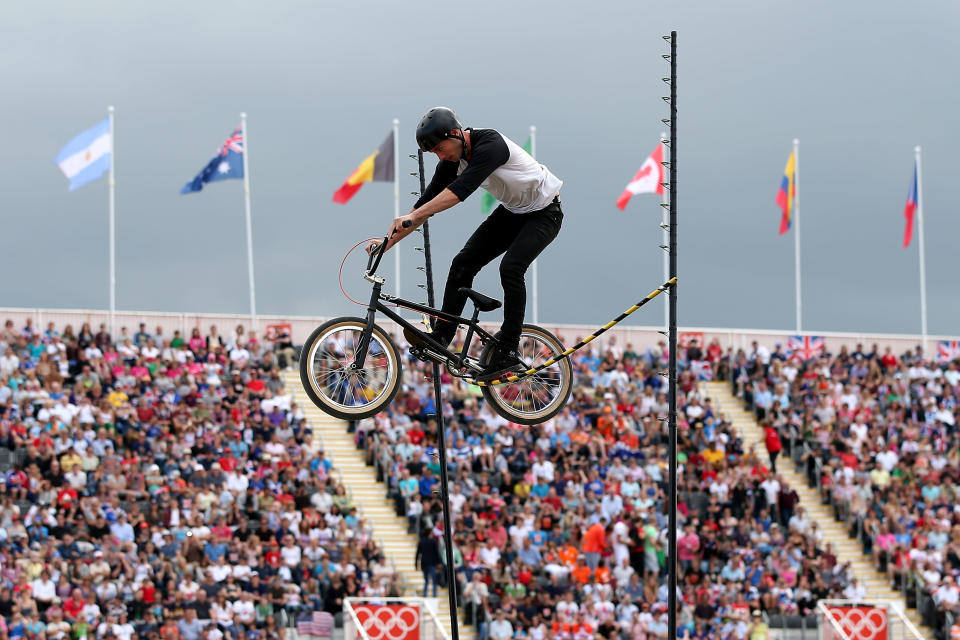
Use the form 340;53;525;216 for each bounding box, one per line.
616;143;665;210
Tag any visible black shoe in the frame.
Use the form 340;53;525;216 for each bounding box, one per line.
431;326;455;351
478;347;525;382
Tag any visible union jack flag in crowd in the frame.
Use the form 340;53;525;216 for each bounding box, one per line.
180;127;245;194
937;341;960;364
787;335;825;361
296;612;333;639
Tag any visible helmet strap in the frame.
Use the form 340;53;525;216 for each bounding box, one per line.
450;129;469;161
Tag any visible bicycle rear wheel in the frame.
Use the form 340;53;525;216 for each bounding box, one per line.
299;317;402;421
480;324;573;425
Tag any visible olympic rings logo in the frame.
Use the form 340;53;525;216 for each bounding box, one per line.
355;605;420;640
828;606;887;640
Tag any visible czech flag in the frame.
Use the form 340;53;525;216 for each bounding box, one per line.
616;142;665;210
902;161;918;248
776;149;796;235
332;131;395;204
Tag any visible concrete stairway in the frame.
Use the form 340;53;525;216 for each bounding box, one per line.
284;371;475;640
706;381;928;636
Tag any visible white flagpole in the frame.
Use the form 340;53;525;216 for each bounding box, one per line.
661;132;669;329
530;124;539;324
108;105;117;337
916;145;928;356
393;118;401;299
793;138;802;333
240;113;257;332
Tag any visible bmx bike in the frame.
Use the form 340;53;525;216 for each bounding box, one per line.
299;232;573;426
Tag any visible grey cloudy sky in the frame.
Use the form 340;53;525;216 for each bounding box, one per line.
1;0;958;336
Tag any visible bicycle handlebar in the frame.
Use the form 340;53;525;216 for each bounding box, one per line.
366;220;413;276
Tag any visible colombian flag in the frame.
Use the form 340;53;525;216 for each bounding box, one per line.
775;150;796;235
902;161;918;248
332;131;395;204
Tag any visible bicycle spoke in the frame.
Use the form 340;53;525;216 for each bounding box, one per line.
308;325;395;412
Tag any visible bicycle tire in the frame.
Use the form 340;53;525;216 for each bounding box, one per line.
299;317;402;421
480;324;573;425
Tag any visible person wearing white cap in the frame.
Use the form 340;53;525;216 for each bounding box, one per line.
936;575;960;611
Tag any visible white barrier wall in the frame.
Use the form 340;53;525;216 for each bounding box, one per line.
0;306;953;358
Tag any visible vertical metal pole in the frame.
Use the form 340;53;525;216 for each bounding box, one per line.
915;145;928;356
793;138;801;332
530;124;539;325
240;112;257;332
108;105;116;337
660;132;669;329
393;119;401;300
417;150;460;640
667;29;679;640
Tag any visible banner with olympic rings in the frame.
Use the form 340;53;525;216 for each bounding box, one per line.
353;604;420;640
827;605;888;640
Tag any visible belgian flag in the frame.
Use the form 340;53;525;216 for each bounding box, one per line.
332;131;395;204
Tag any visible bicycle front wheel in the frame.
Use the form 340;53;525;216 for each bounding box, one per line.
299;317;402;421
480;324;573;426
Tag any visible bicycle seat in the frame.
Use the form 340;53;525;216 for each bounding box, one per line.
458;287;502;312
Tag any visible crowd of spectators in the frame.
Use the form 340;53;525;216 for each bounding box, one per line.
734;340;960;639
0;317;402;640
8;311;956;640
360;332;870;640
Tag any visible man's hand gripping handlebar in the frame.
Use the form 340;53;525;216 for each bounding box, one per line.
364;220;411;284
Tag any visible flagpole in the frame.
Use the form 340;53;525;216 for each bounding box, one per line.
393;118;401;300
916;145;928;356
661;132;669;329
240;112;257;333
108;105;117;338
793;138;802;333
530;124;539;325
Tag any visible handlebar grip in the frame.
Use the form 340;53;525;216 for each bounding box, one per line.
368;235;389;275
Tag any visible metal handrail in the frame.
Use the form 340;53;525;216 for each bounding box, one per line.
816;601;856;640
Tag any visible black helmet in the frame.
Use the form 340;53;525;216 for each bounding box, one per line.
416;107;463;152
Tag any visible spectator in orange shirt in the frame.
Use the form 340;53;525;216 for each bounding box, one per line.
558;543;579;568
571;557;592;584
582;517;607;570
594;558;611;584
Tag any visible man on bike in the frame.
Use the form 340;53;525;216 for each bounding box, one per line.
375;106;564;382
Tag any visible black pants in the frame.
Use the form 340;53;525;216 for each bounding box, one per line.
439;199;563;346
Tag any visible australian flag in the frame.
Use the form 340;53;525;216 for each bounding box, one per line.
181;128;244;194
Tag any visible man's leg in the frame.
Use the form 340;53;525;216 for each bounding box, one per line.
434;208;521;341
496;203;563;348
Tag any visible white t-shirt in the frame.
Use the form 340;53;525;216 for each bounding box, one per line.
458;130;562;215
281;545;302;567
31;578;56;601
232;600;256;623
209;564;232;583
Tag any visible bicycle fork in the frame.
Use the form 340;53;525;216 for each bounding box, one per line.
352;279;383;369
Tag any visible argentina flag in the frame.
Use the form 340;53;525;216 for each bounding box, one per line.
181;128;244;194
54;118;111;191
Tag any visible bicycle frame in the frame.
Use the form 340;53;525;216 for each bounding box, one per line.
352;236;497;373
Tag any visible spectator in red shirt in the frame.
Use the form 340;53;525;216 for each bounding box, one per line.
764;422;782;473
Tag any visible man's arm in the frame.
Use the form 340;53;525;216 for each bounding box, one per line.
384;189;461;250
379;132;510;251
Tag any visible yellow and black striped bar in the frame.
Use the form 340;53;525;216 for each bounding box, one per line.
475;277;677;387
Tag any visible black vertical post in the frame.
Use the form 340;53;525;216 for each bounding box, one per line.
417;150;460;640
666;30;679;640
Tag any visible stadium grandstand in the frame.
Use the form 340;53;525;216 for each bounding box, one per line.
0;308;956;640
